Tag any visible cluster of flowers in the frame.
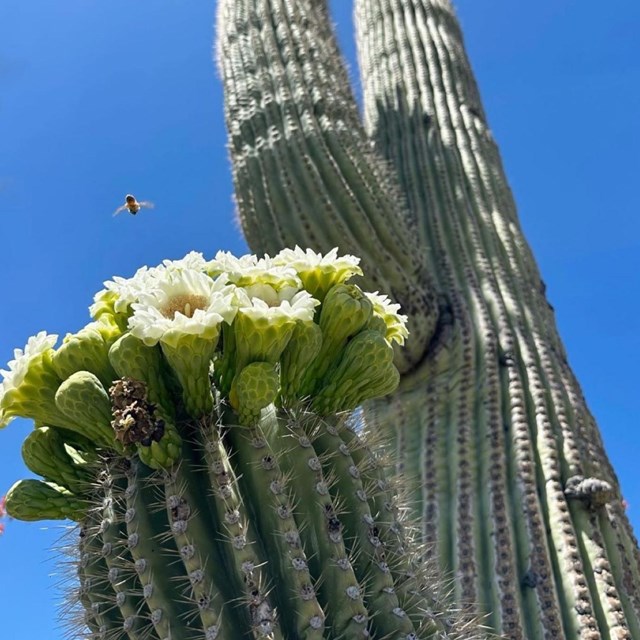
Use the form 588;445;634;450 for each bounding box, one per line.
0;247;408;435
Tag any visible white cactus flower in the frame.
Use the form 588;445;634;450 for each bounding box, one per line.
128;269;237;348
273;246;361;276
208;251;301;295
364;291;409;345
272;246;363;300
0;331;58;427
235;288;319;324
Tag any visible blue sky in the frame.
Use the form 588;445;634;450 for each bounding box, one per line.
1;1;638;637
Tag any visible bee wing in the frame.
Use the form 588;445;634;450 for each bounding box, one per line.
113;205;127;217
138;201;155;209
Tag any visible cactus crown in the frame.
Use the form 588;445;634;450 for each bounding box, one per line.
0;248;487;639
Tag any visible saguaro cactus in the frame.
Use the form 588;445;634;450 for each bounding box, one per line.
217;1;640;638
2;249;487;638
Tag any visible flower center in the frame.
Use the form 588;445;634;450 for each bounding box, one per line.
161;294;209;319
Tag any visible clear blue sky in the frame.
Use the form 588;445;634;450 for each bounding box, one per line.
1;1;638;637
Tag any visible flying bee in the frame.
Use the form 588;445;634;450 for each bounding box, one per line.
113;194;154;216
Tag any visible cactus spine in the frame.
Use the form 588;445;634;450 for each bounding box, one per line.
217;1;640;638
2;250;487;638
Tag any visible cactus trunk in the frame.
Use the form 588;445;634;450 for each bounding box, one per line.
68;406;457;640
217;0;640;638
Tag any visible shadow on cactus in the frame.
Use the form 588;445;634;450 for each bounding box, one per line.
1;248;486;639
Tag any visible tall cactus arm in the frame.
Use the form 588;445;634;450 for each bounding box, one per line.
216;0;439;371
355;0;640;638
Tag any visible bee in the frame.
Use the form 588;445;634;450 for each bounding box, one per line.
113;194;154;217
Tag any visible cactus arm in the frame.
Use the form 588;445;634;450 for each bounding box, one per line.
354;0;640;637
217;0;439;371
3;250;496;639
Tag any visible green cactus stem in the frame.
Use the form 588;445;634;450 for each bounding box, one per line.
217;1;640;638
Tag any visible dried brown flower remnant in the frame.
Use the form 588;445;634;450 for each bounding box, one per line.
109;378;165;447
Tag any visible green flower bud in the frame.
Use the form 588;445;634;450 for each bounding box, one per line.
54;371;121;450
279;321;323;404
230;362;280;426
302;284;373;391
5;479;88;522
22;427;94;493
108;333;175;418
312;330;400;414
52;317;121;390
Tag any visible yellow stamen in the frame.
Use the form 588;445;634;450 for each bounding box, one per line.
161;294;208;319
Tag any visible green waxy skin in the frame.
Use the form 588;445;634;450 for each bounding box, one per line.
55;371;122;451
304;416;425;639
97;474;149;639
279;321;323;403
230;361;280;425
264;415;370;637
79;514;128;638
122;461;195;640
53;319;121;391
200;426;282;639
21;426;94;493
5;479;87;521
224;411;326;639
